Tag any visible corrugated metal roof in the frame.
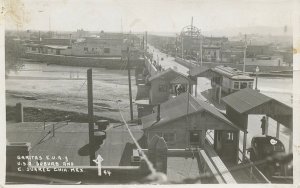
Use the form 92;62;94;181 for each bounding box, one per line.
222;88;272;114
142;93;238;130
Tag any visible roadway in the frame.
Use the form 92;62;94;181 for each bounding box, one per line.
147;45;292;154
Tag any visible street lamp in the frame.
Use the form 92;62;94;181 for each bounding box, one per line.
255;66;259;90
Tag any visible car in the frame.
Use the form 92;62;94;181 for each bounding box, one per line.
247;136;288;179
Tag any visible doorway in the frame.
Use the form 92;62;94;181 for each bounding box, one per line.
189;130;201;146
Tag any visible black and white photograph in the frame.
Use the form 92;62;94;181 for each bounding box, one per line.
1;0;299;185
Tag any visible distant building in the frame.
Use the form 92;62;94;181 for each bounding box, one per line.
246;44;271;58
23;32;143;58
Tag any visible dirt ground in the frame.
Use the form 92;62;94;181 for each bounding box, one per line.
6;62;138;122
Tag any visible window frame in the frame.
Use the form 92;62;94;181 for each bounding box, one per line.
240;82;248;89
233;82;239;89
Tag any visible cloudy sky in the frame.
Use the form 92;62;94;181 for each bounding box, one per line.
5;0;294;34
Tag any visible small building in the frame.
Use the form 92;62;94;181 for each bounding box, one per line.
147;68;195;105
142;93;241;163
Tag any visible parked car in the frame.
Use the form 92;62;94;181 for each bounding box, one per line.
247;136;289;179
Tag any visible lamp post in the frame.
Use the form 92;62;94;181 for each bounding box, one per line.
255;66;259;90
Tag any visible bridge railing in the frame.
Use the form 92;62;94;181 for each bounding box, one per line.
206;131;271;183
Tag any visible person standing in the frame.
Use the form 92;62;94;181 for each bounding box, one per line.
261;116;266;135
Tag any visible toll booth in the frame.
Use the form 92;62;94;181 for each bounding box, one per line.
214;130;240;162
222;88;293;161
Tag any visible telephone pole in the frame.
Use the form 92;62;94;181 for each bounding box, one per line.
243;34;247;73
127;47;134;121
87;69;95;166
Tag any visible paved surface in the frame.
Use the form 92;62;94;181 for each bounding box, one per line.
6;122;143;166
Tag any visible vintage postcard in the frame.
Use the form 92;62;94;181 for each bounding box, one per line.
0;0;299;186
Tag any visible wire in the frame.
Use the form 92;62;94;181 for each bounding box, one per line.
115;100;168;184
116;101;156;174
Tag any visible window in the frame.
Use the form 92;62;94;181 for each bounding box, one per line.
248;82;253;89
104;48;110;53
158;84;168;92
32;47;36;51
190;131;200;143
84;47;88;51
163;133;175;143
234;82;239;89
92;48;94;52
226;132;234;141
240;82;247;89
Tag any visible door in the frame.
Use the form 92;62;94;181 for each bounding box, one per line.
189;130;201;146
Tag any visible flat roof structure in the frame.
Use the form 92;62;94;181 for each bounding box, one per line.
222;88;293;158
222;88;292;130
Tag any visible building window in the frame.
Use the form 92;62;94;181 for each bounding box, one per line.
163;132;175;143
240;82;247;89
104;48;110;53
158;84;168;92
84;47;88;51
32;47;36;51
226;132;234;142
234;82;239;89
248;82;253;89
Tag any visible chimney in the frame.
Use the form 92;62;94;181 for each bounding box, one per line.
156;104;161;122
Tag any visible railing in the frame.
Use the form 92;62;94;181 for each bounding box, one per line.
205;131;271;183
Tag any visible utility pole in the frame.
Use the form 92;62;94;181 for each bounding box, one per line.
87;69;95;166
145;31;148;52
38;31;41;53
190;17;193;64
243;34;247;73
127;47;134;121
181;36;184;59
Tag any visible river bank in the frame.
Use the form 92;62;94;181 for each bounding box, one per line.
6;61;138;122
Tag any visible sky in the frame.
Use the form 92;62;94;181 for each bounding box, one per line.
4;0;295;35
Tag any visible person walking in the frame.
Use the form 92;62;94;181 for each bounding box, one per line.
261;116;266;135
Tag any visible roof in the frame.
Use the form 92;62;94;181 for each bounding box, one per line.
149;68;189;82
189;66;210;77
142;93;239;130
170;76;190;84
44;45;69;50
212;66;253;79
222;88;272;114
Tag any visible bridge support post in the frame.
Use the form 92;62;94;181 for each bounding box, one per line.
242;131;247;162
276;122;280;139
288;130;293;153
265;116;269;136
